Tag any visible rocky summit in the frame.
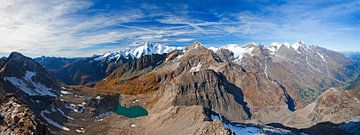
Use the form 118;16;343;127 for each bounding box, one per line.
0;41;359;135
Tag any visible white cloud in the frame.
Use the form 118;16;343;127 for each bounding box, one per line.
0;0;220;57
214;1;360;51
0;0;358;57
175;38;194;42
0;0;145;57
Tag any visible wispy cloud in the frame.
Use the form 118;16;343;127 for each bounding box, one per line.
0;0;146;57
0;0;358;57
221;0;359;51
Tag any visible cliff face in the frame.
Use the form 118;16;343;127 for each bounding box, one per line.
171;69;251;121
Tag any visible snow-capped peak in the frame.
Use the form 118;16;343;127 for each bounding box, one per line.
291;40;306;50
132;42;181;58
93;51;134;61
267;42;282;53
93;42;182;61
221;44;256;63
266;41;307;54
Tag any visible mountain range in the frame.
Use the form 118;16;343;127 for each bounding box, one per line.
0;41;359;135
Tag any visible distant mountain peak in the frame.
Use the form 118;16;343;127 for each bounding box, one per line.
220;44;256;63
94;42;182;62
187;41;206;50
1;52;60;97
132;42;181;58
291;40;307;50
8;52;27;61
296;40;306;45
267;41;308;54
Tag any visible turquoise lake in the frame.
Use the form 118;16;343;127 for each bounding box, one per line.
114;103;148;118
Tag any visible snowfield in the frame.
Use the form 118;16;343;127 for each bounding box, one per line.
221;44;255;63
5;71;57;97
93;42;183;61
210;114;299;135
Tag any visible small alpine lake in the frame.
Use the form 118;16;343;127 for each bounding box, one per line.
114;103;148;118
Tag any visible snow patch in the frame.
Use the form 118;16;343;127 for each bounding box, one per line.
57;108;74;120
94;52;124;61
210;114;298;135
222;44;255;63
76;128;85;133
60;90;71;95
208;47;219;52
65;103;84;113
40;110;70;131
175;49;186;60
267;42;282;55
189;62;202;72
211;114;260;135
316;52;326;62
5;71;57;97
95;111;112;121
264;64;270;79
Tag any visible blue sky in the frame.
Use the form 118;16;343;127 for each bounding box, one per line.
0;0;359;57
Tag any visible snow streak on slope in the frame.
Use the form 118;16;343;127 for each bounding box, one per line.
210;114;299;135
189;62;202;72
5;71;57;96
40;110;70;131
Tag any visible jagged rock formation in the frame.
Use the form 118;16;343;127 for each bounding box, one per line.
0;94;51;135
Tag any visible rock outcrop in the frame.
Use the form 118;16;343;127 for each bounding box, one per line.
0;94;51;135
282;88;360;128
